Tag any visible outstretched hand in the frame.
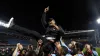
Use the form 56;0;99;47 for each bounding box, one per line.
17;43;20;47
44;6;49;13
54;25;60;30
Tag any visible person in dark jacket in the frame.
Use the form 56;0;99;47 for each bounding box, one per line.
40;6;65;55
41;6;65;41
7;6;65;55
7;6;64;42
26;44;37;56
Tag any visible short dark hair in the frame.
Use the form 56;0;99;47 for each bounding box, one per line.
48;18;55;22
28;44;33;50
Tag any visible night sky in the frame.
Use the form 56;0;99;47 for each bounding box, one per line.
0;0;99;34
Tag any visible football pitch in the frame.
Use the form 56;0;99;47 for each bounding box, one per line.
96;48;100;56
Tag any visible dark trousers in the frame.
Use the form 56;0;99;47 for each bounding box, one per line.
9;25;42;41
10;25;55;54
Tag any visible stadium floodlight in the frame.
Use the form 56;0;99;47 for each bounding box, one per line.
97;18;100;24
0;17;14;28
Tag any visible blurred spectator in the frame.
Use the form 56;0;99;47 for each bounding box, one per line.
26;44;37;56
35;39;43;56
92;47;99;56
12;43;23;56
22;49;27;56
0;48;6;56
84;44;93;56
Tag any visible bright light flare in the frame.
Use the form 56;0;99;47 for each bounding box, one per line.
0;21;9;28
97;18;100;24
0;17;14;28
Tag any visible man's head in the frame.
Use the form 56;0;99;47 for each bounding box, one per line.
85;44;91;50
71;41;76;46
28;44;33;51
68;43;72;48
38;39;43;45
48;18;56;26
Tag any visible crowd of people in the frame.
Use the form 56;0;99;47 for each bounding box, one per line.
0;40;98;56
0;6;99;56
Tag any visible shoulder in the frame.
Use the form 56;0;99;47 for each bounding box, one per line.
58;25;61;27
57;25;62;28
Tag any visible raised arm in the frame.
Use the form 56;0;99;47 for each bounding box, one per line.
41;6;49;28
12;43;23;56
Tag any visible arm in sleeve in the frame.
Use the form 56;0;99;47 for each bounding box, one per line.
58;26;65;36
60;37;71;52
41;12;48;28
12;46;19;56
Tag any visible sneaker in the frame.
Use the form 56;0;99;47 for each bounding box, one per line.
7;17;14;28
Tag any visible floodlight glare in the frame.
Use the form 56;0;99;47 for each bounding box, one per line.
97;18;100;24
0;17;14;28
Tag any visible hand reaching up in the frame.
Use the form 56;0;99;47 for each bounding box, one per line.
44;6;49;13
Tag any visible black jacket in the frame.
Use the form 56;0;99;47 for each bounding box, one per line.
41;12;65;40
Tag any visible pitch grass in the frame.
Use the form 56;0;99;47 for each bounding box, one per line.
96;48;100;56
